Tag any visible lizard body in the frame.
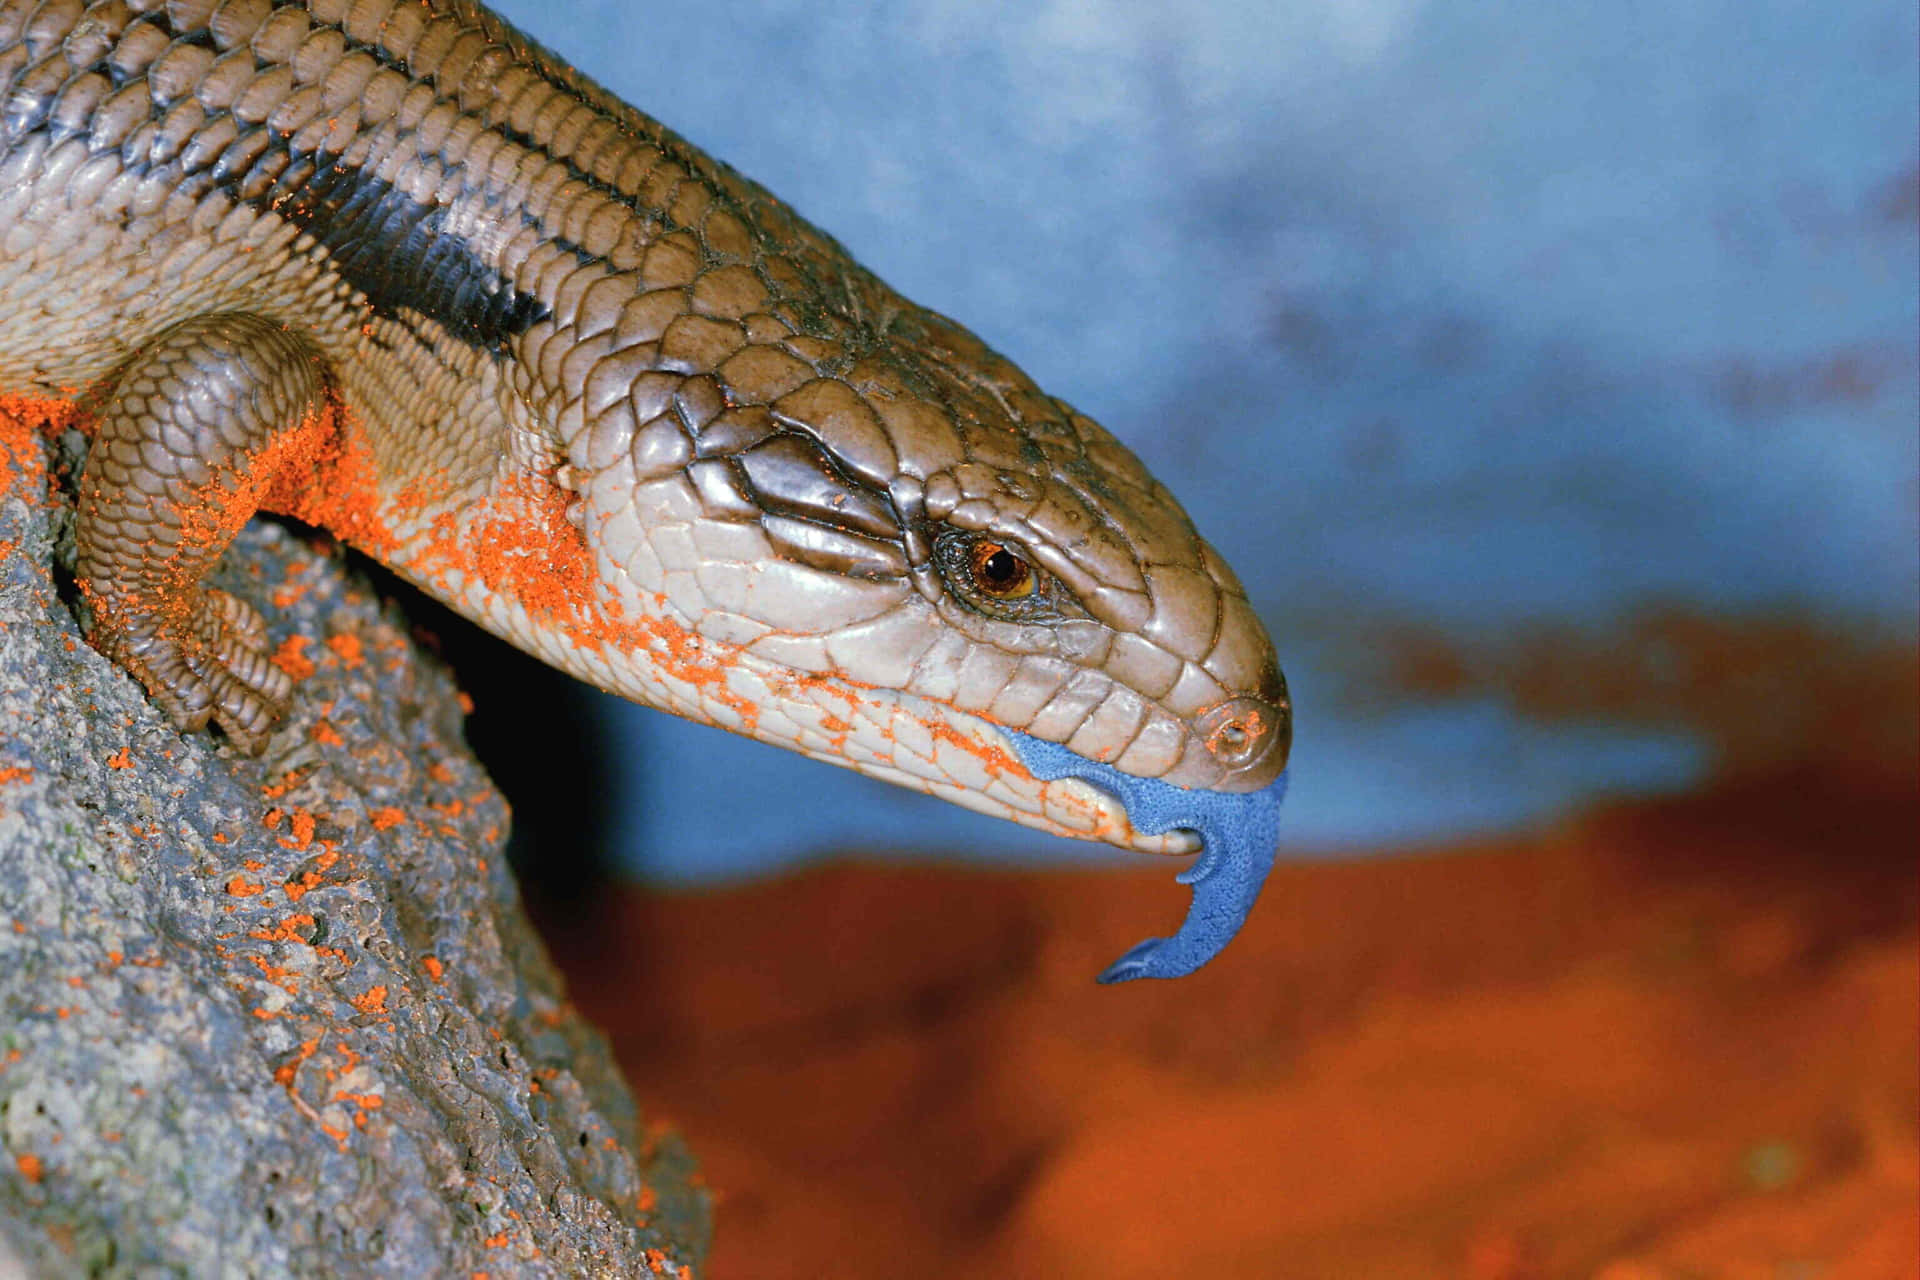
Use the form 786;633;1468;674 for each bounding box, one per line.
0;0;1289;980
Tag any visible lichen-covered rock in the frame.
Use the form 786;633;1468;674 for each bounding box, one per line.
0;410;708;1278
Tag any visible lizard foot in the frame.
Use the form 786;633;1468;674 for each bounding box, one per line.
73;312;327;752
89;586;294;753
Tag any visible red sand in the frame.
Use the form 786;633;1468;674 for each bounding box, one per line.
549;765;1916;1279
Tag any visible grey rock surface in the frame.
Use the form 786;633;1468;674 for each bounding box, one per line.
0;414;709;1277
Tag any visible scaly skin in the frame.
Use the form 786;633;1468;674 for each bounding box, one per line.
0;0;1290;979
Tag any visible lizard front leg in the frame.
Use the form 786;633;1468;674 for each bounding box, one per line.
75;313;331;752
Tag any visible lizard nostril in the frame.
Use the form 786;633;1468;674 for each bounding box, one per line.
1196;692;1291;789
1211;718;1254;758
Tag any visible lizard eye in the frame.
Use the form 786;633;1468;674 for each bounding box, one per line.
970;541;1036;599
933;528;1067;621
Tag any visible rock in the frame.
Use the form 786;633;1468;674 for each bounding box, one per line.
0;408;708;1278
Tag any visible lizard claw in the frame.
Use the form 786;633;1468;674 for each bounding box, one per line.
90;587;294;753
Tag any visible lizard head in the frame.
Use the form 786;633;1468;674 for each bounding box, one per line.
564;270;1289;982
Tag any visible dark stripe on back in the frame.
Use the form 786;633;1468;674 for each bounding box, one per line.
0;4;566;354
263;154;552;352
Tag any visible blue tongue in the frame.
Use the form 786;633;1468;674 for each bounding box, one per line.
1004;731;1289;984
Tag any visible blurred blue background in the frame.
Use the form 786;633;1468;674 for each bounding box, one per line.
490;0;1917;882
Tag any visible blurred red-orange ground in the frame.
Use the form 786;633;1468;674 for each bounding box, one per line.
547;766;1917;1279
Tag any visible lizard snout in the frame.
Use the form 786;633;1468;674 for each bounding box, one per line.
1196;683;1291;793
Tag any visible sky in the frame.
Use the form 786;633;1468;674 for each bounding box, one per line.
489;0;1917;881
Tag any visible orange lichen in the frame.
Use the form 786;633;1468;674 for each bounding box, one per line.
0;392;80;499
225;877;265;898
309;720;344;747
248;914;316;944
260;771;304;800
368;807;406;831
277;810;316;851
274;1036;320;1090
14;1153;43;1184
270;635;316;681
105;748;132;770
248;955;300;994
325;633;364;667
350;986;388;1015
282;871;323;903
421;955;445;983
0;766;30;786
